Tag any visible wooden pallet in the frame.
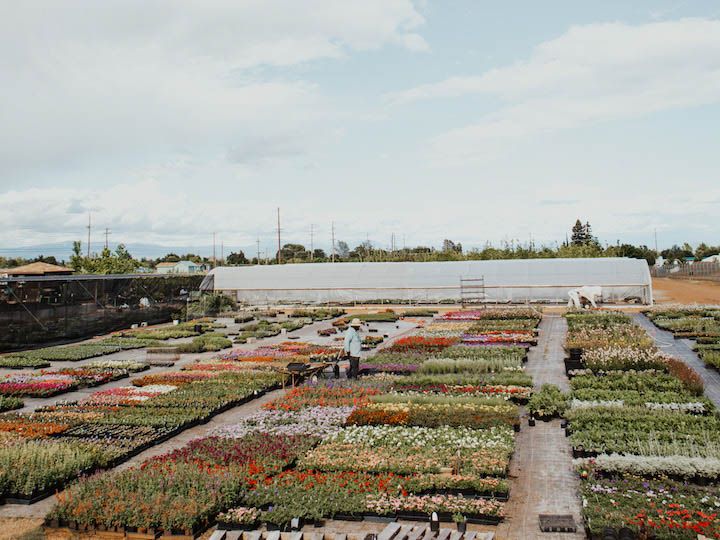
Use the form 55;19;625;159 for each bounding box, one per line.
538;514;577;533
210;525;494;540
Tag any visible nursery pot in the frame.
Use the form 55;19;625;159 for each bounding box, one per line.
602;526;618;540
528;417;536;427
456;521;467;533
430;513;440;532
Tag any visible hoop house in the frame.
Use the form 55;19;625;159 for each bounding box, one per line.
200;257;652;305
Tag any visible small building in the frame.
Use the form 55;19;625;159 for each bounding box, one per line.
0;262;73;277
702;254;720;264
155;260;208;274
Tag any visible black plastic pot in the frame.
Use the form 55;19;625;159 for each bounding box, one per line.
456;521;467;533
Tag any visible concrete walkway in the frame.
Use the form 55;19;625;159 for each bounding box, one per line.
634;313;720;408
496;314;584;540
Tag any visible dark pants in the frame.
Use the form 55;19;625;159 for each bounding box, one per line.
347;356;360;379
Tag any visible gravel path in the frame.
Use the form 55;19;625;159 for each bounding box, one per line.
634;312;720;408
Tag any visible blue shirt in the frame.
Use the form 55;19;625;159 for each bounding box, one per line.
343;327;362;357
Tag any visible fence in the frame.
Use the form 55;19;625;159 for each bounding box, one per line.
651;261;720;281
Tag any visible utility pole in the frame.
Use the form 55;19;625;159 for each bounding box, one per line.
103;228;111;250
212;232;216;268
86;213;92;257
276;208;282;264
654;228;658;254
331;221;336;263
256;238;261;265
310;224;314;261
220;241;224;265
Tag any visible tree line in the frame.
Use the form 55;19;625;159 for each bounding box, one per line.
1;219;717;274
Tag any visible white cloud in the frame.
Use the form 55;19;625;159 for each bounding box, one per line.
0;1;427;176
386;18;720;162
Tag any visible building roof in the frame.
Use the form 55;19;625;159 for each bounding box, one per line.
156;262;179;267
1;262;73;276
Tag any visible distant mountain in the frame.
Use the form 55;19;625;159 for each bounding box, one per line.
0;242;256;260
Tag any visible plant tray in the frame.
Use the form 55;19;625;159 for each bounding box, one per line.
538;514;576;533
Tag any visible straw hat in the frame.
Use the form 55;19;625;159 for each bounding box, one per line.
350;318;362;327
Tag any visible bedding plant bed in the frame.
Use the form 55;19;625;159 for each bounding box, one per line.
565;309;720;537
42;308;539;531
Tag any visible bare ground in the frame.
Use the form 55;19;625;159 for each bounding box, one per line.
652;277;720;304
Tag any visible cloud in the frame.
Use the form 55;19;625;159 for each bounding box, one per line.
0;1;427;177
227;134;307;165
386;18;720;162
540;199;581;206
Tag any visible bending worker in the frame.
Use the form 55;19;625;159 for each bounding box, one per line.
567;286;602;309
343;318;363;379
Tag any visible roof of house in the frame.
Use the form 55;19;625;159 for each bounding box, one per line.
1;262;74;276
156;262;179;267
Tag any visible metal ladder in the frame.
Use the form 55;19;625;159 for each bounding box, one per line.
460;276;486;307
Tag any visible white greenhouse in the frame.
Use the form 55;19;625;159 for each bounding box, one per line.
200;257;652;305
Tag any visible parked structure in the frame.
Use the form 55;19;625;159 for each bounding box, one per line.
155;260;208;274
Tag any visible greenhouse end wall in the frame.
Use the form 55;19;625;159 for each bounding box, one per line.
201;258;653;305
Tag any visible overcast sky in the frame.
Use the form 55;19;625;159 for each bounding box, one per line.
2;0;720;258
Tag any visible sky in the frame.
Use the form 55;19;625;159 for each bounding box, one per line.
1;0;720;259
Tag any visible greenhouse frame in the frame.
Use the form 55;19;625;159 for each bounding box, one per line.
200;257;653;305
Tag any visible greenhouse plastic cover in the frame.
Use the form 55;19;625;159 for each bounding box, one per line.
201;257;652;305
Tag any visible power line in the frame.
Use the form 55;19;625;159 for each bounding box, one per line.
310;224;314;261
86;213;92;258
276;208;282;264
331;221;336;263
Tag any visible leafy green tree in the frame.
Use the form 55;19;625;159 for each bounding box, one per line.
157;253;180;263
695;243;720;261
336;241;350;259
68;242;139;274
276;243;309;262
661;244;694;264
606;243;657;265
226;251;249;265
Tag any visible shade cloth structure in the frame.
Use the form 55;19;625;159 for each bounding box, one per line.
200;257;652;305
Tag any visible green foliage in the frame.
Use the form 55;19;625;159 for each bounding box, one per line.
0;396;23;411
176;335;232;353
70;242;140;274
528;384;567;419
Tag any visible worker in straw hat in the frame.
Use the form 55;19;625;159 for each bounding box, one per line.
343;318;363;379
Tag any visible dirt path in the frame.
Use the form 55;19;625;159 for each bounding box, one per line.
652;277;720;304
496;314;584;540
